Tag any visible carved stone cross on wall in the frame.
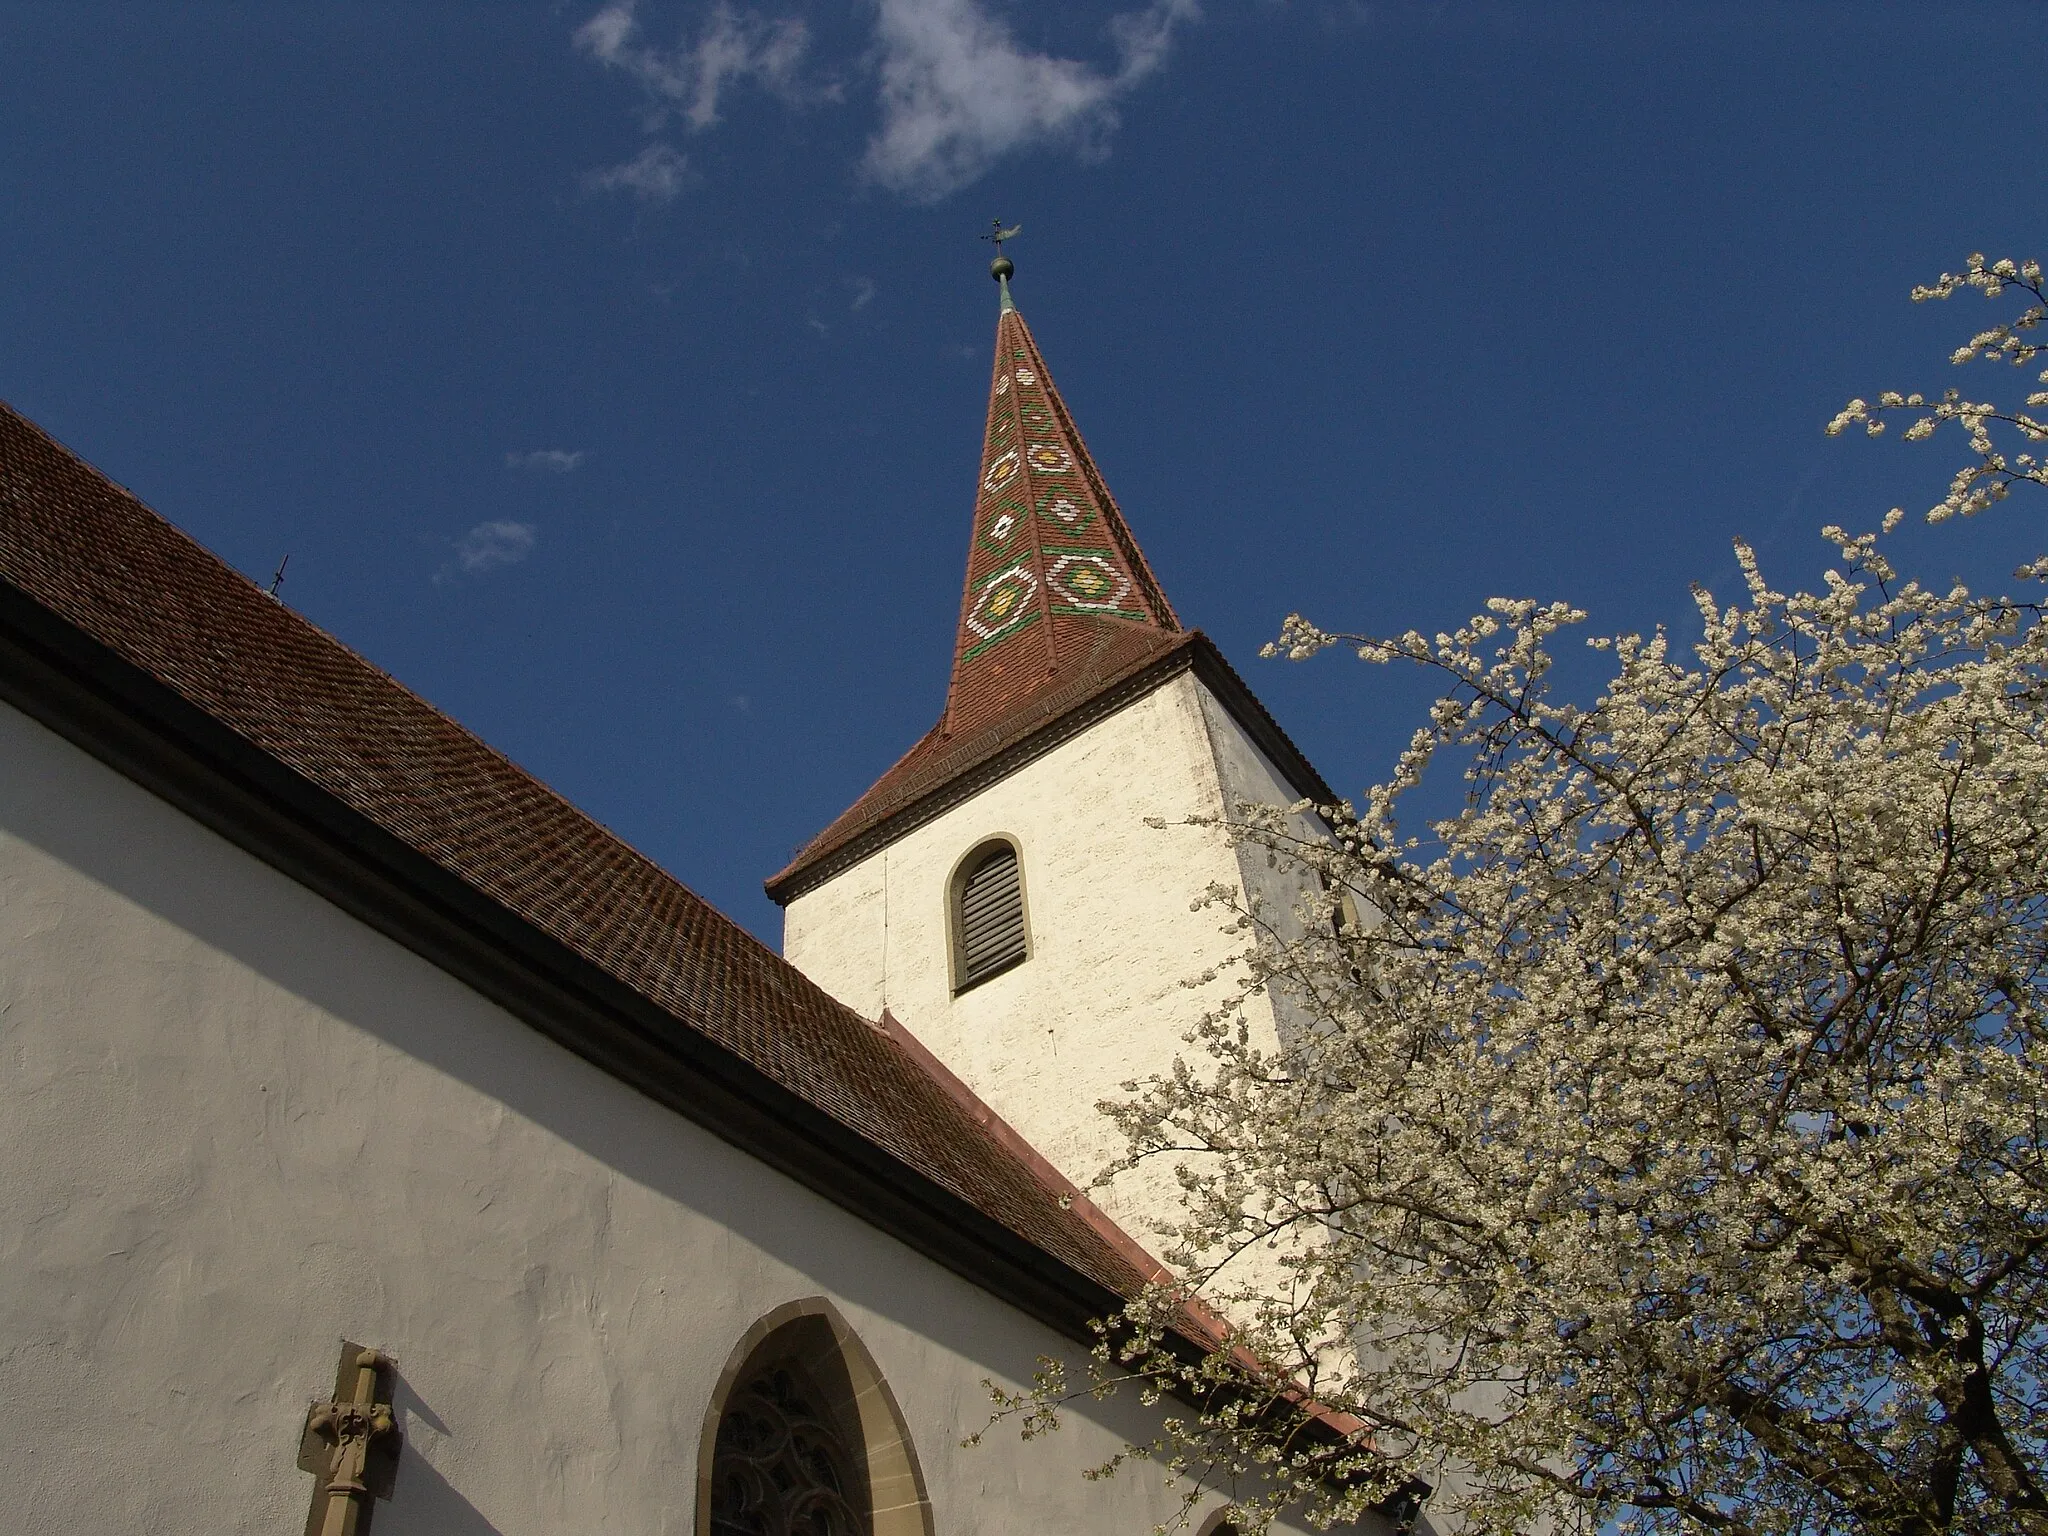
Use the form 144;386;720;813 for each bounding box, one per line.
297;1342;402;1536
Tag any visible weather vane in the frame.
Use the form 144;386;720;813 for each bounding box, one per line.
982;218;1021;284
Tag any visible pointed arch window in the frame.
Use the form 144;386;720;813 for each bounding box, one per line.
699;1302;933;1536
952;838;1028;991
710;1357;866;1536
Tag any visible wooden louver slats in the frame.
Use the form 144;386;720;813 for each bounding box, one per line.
958;845;1026;987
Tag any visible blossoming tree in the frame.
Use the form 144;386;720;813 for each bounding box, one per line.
1041;258;2048;1536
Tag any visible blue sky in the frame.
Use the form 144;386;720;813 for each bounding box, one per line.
3;1;2041;942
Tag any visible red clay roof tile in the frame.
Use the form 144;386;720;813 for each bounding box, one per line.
0;396;1163;1313
945;300;1180;743
770;296;1201;898
767;292;1337;904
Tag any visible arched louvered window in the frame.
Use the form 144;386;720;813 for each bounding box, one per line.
953;839;1028;991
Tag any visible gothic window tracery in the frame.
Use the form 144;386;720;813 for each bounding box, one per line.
709;1358;869;1536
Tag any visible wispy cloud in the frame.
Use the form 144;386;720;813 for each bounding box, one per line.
577;0;811;132
862;0;1200;200
453;521;539;576
506;449;586;473
582;141;695;203
847;275;876;311
575;0;1200;202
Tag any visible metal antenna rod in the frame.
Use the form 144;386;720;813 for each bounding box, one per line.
267;554;290;600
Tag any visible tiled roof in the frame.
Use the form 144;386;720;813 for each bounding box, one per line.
768;620;1201;900
0;398;1163;1321
773;290;1190;898
944;295;1180;744
768;286;1336;903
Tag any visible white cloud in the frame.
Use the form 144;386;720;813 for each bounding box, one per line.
454;521;539;575
582;141;695;203
506;449;586;473
1109;0;1202;77
861;0;1200;201
575;0;1200;202
577;0;810;132
847;275;876;311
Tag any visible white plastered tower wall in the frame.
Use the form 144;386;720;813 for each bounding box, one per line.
782;667;1330;1239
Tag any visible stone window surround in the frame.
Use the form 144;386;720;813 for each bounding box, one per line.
696;1298;935;1536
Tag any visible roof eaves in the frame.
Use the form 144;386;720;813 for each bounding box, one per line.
766;630;1340;905
766;630;1203;904
1185;637;1342;811
0;399;1176;1346
0;570;1144;1340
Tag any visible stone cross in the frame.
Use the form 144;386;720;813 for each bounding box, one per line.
297;1343;401;1536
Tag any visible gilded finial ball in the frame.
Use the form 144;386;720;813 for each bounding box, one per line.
989;254;1014;282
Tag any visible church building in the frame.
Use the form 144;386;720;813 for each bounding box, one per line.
0;254;1382;1536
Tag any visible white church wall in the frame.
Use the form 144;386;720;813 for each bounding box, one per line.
782;672;1295;1236
1193;685;1336;1046
0;699;1372;1536
785;841;893;1019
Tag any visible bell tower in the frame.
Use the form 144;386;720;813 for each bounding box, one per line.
767;243;1334;1235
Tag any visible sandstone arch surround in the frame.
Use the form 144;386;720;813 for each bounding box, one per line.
697;1298;935;1536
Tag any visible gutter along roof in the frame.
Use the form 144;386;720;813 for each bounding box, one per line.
0;398;1166;1342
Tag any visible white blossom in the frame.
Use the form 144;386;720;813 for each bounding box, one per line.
1001;259;2048;1536
1849;252;2048;521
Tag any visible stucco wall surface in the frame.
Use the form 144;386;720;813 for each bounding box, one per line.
782;674;1309;1236
1195;685;1336;1047
0;699;1355;1536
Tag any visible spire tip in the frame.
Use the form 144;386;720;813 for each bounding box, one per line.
982;219;1020;309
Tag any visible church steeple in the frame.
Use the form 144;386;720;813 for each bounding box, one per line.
770;241;1339;1240
766;247;1325;909
944;253;1180;743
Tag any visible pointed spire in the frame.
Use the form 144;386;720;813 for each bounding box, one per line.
942;260;1180;742
764;251;1205;901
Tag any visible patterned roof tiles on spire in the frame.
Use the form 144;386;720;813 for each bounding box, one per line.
769;275;1288;903
947;296;1179;742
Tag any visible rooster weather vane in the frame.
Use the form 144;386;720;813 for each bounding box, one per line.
983;219;1021;282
